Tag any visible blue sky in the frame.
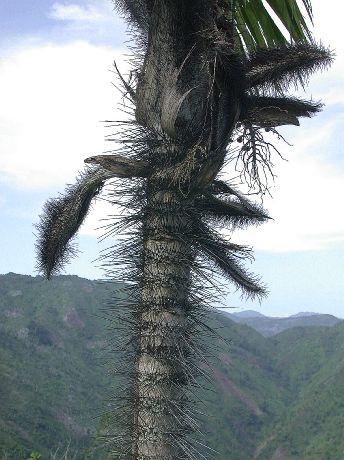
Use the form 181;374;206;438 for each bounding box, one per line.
0;0;126;48
0;1;343;317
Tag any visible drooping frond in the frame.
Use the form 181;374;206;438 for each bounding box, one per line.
194;220;267;299
245;42;333;92
195;192;269;229
36;167;113;279
241;95;322;128
234;0;314;54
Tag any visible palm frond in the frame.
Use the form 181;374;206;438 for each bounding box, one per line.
245;42;333;92
194;221;267;299
36;167;113;279
232;0;313;54
233;0;313;54
241;95;322;127
195;192;270;229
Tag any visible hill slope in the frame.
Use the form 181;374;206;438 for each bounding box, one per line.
256;323;344;459
0;273;117;457
1;273;343;459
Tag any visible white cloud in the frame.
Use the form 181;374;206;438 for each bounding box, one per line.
48;2;108;23
0;41;129;189
43;1;127;49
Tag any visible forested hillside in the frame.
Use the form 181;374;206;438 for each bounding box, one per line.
0;273;343;459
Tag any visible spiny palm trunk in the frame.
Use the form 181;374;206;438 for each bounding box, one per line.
130;2;239;457
133;182;194;459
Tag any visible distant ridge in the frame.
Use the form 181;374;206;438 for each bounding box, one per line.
290;311;321;318
223;310;342;337
231;310;266;318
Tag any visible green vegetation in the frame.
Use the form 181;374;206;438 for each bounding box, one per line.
27;453;41;460
1;273;343;459
256;325;344;459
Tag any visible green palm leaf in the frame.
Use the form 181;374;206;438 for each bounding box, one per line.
232;0;313;53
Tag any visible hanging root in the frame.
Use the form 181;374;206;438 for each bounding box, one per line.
229;122;291;196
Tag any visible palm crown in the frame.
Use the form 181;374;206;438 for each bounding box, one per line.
36;0;331;290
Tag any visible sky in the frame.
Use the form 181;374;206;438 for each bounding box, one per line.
0;0;343;318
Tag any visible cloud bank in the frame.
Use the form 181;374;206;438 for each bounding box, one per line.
48;3;109;22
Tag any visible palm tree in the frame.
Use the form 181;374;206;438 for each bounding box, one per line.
36;1;332;458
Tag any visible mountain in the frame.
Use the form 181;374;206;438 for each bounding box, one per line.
289;312;322;317
1;273;344;459
231;310;266;318
226;310;342;337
